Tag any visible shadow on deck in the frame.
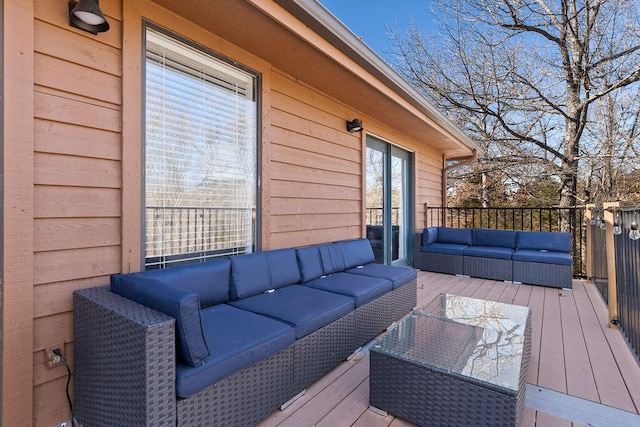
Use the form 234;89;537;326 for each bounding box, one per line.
258;271;640;427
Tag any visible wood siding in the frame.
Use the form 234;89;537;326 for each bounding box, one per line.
31;1;123;425
3;1;447;425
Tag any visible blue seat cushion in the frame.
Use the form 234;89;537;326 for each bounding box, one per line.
112;275;210;367
304;272;392;307
472;228;517;248
228;285;354;339
338;239;376;269
110;258;231;308
512;249;572;266
175;304;294;398
346;264;416;289
421;227;438;246
318;243;346;275
267;248;301;288
421;242;468;255
436;227;472;245
296;246;325;283
463;246;515;260
517;231;571;253
230;252;272;300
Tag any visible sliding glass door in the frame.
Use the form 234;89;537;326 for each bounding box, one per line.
365;136;412;266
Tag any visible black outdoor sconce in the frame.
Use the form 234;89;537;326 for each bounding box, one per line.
69;0;110;35
346;118;363;133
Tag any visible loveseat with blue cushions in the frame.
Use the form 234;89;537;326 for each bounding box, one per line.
73;238;417;427
413;227;572;288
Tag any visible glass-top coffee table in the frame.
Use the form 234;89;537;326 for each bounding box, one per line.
370;293;531;427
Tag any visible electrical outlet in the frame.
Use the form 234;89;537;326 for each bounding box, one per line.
45;342;65;369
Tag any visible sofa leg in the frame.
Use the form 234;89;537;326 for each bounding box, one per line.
280;389;306;410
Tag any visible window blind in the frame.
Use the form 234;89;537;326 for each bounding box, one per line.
144;27;258;269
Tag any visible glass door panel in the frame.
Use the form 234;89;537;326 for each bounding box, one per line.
366;136;412;265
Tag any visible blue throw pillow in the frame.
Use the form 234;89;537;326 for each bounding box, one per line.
113;275;210;367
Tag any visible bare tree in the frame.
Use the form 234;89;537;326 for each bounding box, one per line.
390;0;640;211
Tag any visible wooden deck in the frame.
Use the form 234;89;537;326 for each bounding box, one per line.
258;271;640;427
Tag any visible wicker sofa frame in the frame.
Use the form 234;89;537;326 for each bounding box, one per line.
74;248;417;427
414;229;572;289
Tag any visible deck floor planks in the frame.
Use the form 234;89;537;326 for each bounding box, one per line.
572;279;637;413
261;272;640;426
538;286;568;393
558;286;600;402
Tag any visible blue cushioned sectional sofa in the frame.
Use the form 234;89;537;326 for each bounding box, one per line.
414;227;572;288
73;238;417;427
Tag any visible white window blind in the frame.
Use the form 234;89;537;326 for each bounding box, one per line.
144;27;258;269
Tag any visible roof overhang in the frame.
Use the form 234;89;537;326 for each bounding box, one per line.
149;0;482;158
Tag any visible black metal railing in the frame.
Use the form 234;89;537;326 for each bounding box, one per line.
145;206;255;269
612;209;640;362
425;206;587;278
366;207;400;226
589;218;609;303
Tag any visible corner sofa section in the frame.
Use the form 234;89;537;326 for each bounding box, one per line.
414;227;572;288
74;238;417;427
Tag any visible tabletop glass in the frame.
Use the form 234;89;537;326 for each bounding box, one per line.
373;293;530;391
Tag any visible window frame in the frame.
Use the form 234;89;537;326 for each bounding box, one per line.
141;23;262;270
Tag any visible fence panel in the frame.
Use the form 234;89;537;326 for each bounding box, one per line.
614;209;640;361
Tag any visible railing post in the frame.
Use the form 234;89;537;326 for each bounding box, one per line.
603;202;620;328
585;204;594;279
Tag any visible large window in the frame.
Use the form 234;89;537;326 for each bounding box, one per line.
144;26;258;269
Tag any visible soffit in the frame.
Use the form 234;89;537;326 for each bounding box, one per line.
150;0;475;158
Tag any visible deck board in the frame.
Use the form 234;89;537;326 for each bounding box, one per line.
259;272;640;427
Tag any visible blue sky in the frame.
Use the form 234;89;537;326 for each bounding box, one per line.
318;0;438;60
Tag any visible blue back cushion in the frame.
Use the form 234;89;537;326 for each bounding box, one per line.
113;275;210;367
517;231;571;253
421;227;438;246
267;248;301;288
437;227;472;245
230;252;272;300
318;244;346;275
296;246;325;283
472;228;517;248
110;258;231;308
338;239;376;269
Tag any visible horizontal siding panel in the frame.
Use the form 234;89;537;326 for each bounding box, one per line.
34;20;121;76
34;153;120;188
33;246;121;285
270;179;361;200
270;213;361;233
35;53;121;105
35;119;121;160
271;160;360;188
271;125;361;164
33;369;76;427
33;312;73;351
271;144;359;177
34;217;120;252
269;226;363;249
271;198;361;216
34;186;121;218
34;90;120;132
271;109;360;152
33;277;109;319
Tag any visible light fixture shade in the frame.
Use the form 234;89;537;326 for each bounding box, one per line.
69;0;110;34
346;118;363;133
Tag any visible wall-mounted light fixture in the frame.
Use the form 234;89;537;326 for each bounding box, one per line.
69;0;110;35
346;118;363;133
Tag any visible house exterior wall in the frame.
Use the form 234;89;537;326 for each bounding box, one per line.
2;1;446;425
